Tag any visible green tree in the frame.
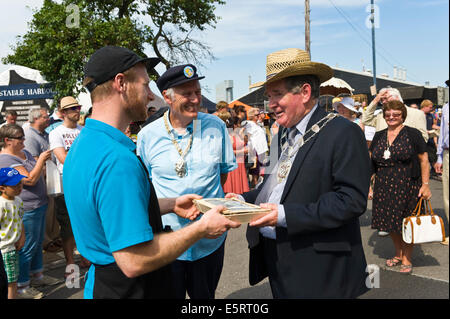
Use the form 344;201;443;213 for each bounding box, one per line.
2;0;224;106
142;0;224;69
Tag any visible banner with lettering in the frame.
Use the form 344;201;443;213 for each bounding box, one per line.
0;83;55;101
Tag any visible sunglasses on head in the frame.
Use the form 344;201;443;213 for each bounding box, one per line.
8;135;25;140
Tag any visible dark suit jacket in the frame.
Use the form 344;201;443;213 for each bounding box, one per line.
244;107;371;298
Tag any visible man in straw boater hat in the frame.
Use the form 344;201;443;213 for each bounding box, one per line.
63;46;239;299
227;48;371;298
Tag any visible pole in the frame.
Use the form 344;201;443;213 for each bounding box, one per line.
370;0;377;89
305;0;311;57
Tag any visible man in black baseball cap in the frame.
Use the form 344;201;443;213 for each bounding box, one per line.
64;47;239;299
83;46;160;93
137;64;239;299
82;46;161;123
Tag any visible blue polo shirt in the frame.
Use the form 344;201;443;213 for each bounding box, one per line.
137;111;237;261
63;118;153;299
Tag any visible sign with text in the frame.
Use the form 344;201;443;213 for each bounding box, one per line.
0;83;55;101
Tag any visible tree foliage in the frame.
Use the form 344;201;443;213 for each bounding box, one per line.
142;0;224;68
2;0;224;105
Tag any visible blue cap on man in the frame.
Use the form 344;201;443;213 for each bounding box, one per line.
156;64;205;93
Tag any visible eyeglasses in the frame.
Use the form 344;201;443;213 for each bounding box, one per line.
67;106;81;111
8;135;25;140
384;112;402;119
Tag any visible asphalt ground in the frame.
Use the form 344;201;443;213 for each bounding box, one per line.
38;178;448;300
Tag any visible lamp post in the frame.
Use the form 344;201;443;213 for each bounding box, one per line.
370;0;377;90
305;0;310;57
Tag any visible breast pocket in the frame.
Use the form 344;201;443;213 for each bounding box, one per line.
196;135;222;175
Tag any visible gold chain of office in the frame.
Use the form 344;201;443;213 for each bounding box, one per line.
277;113;338;183
163;111;197;178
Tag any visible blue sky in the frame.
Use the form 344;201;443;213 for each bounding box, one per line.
1;0;448;103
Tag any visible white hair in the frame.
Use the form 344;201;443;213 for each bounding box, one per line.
28;107;47;123
380;87;403;103
164;81;201;102
165;88;175;100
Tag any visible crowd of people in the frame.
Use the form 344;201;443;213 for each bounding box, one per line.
0;96;95;298
0;45;448;299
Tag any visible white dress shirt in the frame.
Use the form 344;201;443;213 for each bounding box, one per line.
259;105;318;239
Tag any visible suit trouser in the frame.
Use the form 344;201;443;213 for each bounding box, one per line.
443;149;449;224
261;236;285;299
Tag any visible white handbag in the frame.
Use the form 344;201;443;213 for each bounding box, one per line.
402;198;445;244
46;160;64;197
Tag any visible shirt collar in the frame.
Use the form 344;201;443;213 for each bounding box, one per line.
166;110;195;136
29;125;47;136
293;103;318;135
85;118;136;152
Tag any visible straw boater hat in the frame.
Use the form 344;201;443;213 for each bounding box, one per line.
263;48;333;85
59;96;81;110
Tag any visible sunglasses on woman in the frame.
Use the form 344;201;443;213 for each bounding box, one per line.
384;112;402;118
8;135;25;140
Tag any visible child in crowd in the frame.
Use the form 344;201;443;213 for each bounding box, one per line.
0;168;26;299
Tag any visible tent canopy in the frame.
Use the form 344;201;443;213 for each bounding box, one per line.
201;95;216;113
320;77;354;96
228;100;254;112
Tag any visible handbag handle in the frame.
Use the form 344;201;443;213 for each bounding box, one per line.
412;197;424;217
423;199;435;216
412;198;435;217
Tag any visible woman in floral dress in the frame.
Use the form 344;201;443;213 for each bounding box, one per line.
369;100;431;274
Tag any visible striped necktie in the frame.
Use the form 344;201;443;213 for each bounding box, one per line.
255;127;299;205
287;127;298;146
280;127;298;152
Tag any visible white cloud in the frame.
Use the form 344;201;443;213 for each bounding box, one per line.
410;0;448;7
200;1;351;58
311;0;375;7
0;1;43;72
223;0;369;8
1;1;41;34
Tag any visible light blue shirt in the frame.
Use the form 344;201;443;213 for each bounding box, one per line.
137;111;237;261
437;103;449;164
45;121;63;134
259;105;318;239
64;119;153;299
